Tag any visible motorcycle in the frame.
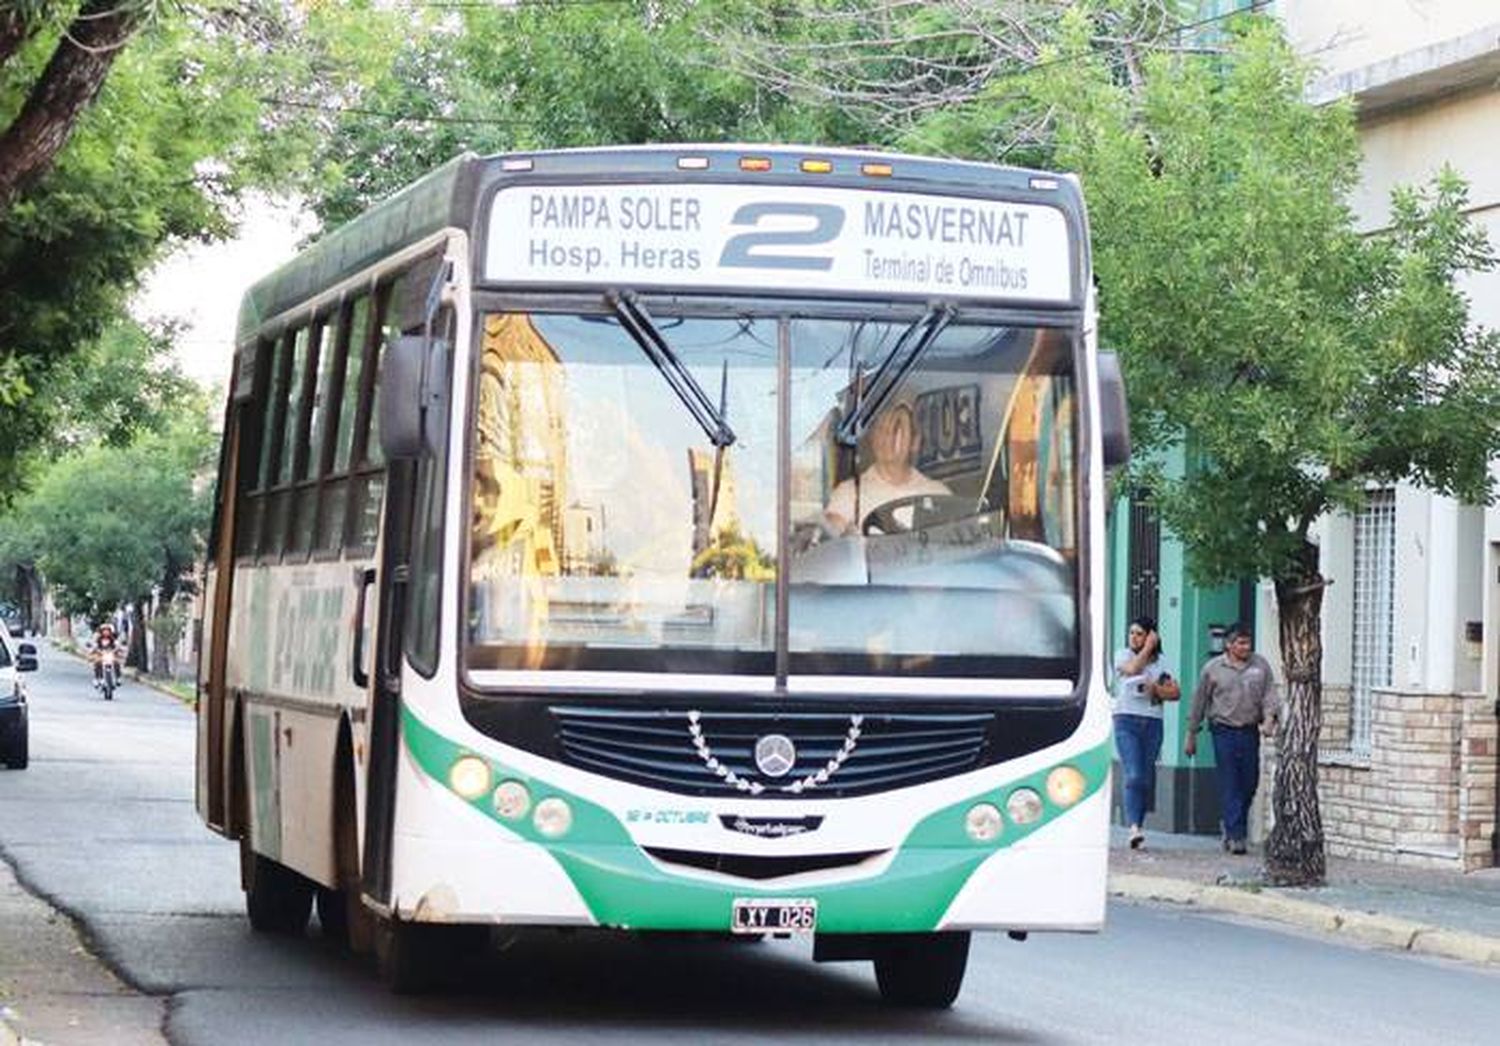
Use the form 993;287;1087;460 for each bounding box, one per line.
97;648;119;701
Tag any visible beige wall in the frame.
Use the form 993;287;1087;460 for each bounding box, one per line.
1282;1;1498;81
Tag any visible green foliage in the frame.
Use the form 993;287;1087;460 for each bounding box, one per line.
39;317;199;453
307;0;865;226
691;524;775;581
0;2;369;493
0;406;213;618
1033;12;1500;586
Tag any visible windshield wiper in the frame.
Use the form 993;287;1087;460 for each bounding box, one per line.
607;290;736;448
835;304;955;447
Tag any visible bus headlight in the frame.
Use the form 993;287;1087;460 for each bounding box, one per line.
964;803;1003;842
493;780;532;821
449;756;491;800
1047;766;1087;808
533;797;573;839
1006;788;1044;826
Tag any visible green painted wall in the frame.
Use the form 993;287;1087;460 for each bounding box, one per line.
1105;445;1249;833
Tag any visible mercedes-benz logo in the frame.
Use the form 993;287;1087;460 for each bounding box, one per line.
754;734;797;778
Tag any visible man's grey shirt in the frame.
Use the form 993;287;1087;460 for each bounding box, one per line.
1187;653;1280;734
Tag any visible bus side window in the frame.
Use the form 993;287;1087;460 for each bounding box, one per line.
287;322;325;558
344;282;393;554
262;326;311;558
252;333;294;559
233;336;277;559
318;295;372;555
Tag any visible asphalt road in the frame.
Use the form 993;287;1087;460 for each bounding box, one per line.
2;642;1498;1045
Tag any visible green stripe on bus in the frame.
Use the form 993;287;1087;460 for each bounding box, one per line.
402;705;1108;932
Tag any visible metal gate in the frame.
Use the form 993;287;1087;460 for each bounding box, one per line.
1126;491;1161;626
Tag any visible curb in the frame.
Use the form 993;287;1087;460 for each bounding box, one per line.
1111;872;1500;966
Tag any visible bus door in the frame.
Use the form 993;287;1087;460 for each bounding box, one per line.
359;250;457;907
199;343;266;833
198;406;241;832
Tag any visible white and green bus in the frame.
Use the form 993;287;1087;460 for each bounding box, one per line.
196;145;1129;1007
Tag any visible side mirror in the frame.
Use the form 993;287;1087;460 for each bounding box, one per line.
16;654;37;673
379;334;448;460
17;642;35;657
1098;350;1131;470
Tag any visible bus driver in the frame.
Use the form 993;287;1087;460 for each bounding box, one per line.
824;401;950;535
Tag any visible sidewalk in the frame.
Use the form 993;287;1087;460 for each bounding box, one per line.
0;859;166;1045
1110;826;1500;966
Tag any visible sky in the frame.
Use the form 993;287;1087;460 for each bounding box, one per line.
133;194;315;389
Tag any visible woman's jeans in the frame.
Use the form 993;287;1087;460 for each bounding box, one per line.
1210;722;1261;843
1114;714;1164;828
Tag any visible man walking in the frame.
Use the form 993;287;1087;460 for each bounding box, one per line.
1185;622;1279;854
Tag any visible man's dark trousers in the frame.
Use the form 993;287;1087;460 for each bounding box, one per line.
1210;722;1260;844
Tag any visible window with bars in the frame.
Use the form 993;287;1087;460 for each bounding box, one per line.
1350;490;1396;754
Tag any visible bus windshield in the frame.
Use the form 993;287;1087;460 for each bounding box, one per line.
465;309;1078;680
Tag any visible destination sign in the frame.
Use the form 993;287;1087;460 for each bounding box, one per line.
484;183;1074;303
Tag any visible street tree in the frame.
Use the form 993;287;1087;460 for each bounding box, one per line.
0;2;379;493
306;0;846;226
1032;13;1500;885
0;401;214;669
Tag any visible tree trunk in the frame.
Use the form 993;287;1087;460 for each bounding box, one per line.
150;602;171;677
0;1;147;210
129;602;149;672
1265;546;1327;886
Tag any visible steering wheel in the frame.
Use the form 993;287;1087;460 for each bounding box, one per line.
862;494;987;536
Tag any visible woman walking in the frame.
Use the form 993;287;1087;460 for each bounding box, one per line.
1112;616;1179;849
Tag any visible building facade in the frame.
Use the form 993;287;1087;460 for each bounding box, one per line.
1273;1;1500;870
1109;3;1500;869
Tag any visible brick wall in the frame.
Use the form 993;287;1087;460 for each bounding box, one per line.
1263;687;1497;871
1460;696;1499;871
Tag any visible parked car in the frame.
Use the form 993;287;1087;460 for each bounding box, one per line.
0;620;36;769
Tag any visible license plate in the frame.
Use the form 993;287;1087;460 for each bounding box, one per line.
731;897;817;934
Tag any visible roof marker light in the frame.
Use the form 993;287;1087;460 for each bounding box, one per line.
861;162;894;178
1029;176;1060;191
740;157;772;172
677;156;710;170
801;159;834;174
501;158;534;172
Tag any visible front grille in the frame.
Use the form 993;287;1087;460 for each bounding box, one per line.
643;848;885;880
551;706;992;798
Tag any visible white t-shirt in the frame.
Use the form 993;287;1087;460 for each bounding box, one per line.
825;468;951;531
1111;646;1171;719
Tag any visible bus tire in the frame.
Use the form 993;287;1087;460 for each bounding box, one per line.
376;919;487;994
243;844;314;935
321;736;376;955
873;931;970;1009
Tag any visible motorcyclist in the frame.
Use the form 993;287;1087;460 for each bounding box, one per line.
92;622;123;689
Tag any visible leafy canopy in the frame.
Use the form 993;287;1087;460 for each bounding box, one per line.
1031;12;1500;585
0;2;379;496
0;403;214;619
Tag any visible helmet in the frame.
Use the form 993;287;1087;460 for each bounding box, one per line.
99;623;115;635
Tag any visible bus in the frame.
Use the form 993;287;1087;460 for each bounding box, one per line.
196;145;1129;1007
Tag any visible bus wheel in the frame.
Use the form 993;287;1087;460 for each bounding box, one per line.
316;886;376;956
376;919;487;994
243;846;314;935
873;931;970;1009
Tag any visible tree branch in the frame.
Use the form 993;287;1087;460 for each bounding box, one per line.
0;0;150;211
